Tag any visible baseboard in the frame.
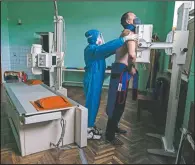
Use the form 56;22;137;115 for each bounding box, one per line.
63;81;111;89
63;80;134;89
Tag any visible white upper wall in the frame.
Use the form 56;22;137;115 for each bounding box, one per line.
173;1;194;28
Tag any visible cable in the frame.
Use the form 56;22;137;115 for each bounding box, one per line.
79;148;88;164
117;72;128;104
53;0;58;18
142;63;147;70
50;117;66;149
49;115;88;165
175;132;188;164
175;129;194;164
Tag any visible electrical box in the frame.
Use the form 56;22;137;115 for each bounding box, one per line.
27;54;33;68
27;53;38;68
38;53;57;68
172;30;189;64
135;24;153;63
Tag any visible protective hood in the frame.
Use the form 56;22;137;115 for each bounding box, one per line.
85;29;100;44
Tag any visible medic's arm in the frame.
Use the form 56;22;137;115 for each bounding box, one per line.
93;38;125;59
104;51;116;58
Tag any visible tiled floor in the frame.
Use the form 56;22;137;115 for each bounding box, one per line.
1;85;176;164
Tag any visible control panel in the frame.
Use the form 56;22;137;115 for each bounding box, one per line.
38;53;57;68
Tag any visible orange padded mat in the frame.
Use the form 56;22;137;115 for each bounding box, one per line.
25;79;43;85
30;96;73;111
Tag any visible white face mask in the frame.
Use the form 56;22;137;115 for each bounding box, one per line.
96;33;105;45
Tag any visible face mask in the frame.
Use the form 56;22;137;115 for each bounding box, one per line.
124;17;142;32
97;39;102;45
133;17;142;25
124;24;136;32
96;33;105;45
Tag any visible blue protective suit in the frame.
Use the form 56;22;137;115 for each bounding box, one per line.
83;29;125;127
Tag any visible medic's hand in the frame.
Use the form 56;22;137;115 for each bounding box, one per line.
123;34;138;42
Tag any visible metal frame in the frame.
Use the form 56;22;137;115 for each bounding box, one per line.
10;1;88;156
27;1;67;94
49;1;68;96
139;3;191;157
4;82;88;156
54;14;64;90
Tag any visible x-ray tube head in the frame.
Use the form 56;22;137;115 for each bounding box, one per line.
135;24;153;63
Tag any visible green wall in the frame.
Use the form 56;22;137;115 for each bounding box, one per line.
1;2;11;81
183;48;195;128
1;2;9;47
2;1;175;90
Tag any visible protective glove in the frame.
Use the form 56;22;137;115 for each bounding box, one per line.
123;33;138;42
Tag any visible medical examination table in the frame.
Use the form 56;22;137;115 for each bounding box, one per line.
3;82;88;156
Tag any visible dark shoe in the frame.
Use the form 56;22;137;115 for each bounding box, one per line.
115;128;127;134
107;138;124;146
132;89;138;100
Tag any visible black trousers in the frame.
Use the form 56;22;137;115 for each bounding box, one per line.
105;85;129;141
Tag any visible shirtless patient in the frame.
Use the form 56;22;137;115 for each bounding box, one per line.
116;29;137;74
105;12;141;145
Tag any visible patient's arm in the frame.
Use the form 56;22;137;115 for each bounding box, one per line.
120;29;137;62
120;29;137;73
126;40;136;62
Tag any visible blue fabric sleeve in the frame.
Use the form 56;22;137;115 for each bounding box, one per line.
94;38;124;59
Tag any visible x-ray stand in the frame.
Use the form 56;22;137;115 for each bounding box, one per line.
145;3;191;158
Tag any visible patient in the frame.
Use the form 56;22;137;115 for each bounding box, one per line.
105;12;140;145
116;29;137;73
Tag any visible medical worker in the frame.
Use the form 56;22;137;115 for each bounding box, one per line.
83;29;138;140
